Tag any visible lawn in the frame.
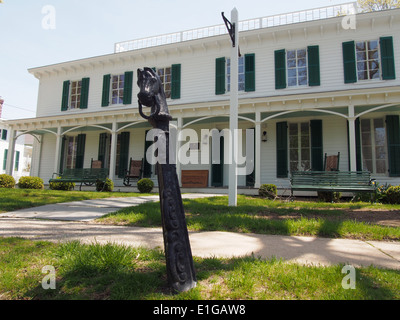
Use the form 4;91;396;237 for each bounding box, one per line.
98;195;400;241
1;238;399;300
0;188;152;213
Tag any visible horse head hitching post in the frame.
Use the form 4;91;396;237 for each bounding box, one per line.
137;67;197;292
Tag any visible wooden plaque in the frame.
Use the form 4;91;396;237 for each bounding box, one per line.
181;170;209;188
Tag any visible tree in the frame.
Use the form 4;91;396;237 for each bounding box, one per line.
358;0;400;12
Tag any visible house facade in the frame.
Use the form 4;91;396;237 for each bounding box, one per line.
5;3;400;193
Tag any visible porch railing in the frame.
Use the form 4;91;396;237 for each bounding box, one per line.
114;2;357;53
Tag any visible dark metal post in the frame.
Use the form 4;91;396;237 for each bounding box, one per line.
137;67;196;292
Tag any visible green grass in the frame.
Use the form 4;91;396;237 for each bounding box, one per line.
0;188;153;213
0;238;399;300
98;195;400;241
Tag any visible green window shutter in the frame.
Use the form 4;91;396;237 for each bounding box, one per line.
123;71;133;105
143;130;153;178
380;36;396;80
307;46;320;86
347;118;363;171
171;64;181;99
101;74;111;107
3;149;8;171
1;129;7;140
215;57;226;95
342;41;357;84
14;151;20;171
80;77;90;109
386;115;400;177
61;80;70;111
98;133;108;168
75;134;86;169
276;122;288;178
211;133;224;187
118;132;130;178
310;120;324;171
275;49;287;89
245;53;256;92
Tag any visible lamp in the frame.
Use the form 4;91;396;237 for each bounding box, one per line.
262;131;268;142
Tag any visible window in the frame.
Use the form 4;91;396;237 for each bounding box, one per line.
360;118;387;174
111;74;125;105
65;136;78;169
356;40;380;81
157;67;172;99
289;122;311;172
14;151;20;172
275;46;320;89
216;54;255;95
226;56;245;92
343;37;396;83
1;129;7;141
61;78;90;111
287;49;308;87
70;80;82;109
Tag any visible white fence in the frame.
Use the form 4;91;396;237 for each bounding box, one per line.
115;2;357;53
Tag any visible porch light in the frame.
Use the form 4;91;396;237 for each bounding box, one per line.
262;131;268;142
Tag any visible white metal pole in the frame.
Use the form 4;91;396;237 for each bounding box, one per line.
229;7;239;207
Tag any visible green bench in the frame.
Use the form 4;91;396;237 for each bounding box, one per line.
49;168;109;191
290;171;376;198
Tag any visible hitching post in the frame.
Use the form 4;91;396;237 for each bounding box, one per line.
137;68;197;292
222;8;239;207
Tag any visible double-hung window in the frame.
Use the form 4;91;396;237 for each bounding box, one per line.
289;122;311;172
275;46;320;89
111;74;125;105
101;72;133;107
153;64;181;100
61;78;90;111
343;37;396;83
215;54;255;95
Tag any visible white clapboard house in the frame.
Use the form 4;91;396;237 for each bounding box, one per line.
4;3;400;193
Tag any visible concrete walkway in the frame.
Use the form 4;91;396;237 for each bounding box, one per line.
0;194;399;270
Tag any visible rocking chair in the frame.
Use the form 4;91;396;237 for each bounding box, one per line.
123;158;143;186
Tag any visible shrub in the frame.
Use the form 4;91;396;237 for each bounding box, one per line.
18;176;44;189
385;186;400;204
317;191;341;203
258;184;277;199
0;174;15;189
96;178;114;192
137;178;154;193
49;177;75;191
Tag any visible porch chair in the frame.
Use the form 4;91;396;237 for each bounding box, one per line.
123;158;144;186
324;152;340;171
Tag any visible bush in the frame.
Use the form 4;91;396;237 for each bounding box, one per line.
258;184;277;199
317;191;341;203
137;178;154;193
96;178;114;192
385;186;400;204
18;176;44;189
0;174;15;189
49;177;75;191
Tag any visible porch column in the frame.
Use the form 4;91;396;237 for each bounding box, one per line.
109;121;118;182
348;105;357;171
6;128;16;176
53;127;62;174
255;112;261;188
176;117;183;186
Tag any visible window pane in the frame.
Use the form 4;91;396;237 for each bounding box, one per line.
297;49;306;58
368;40;378;50
290;136;298;148
361;119;371;132
288;69;297;77
290;149;298;161
356;42;366;51
376;160;386;174
287;59;296;68
288;78;297;87
301;148;310;161
356;52;367;61
287;50;296;59
289;123;298;135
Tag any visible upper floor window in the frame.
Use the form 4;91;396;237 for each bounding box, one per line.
287;49;308;87
101;72;133;107
356;40;380;81
275;46;320;90
215;54;255;95
111;74;125;105
61;78;90;111
343;37;396;83
154;64;181;100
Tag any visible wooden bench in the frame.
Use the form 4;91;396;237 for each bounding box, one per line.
123;158;143;186
49;168;109;191
290;171;376;198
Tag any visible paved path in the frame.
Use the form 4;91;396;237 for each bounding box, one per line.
0;194;399;270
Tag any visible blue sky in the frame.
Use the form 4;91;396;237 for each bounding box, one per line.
0;0;352;120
